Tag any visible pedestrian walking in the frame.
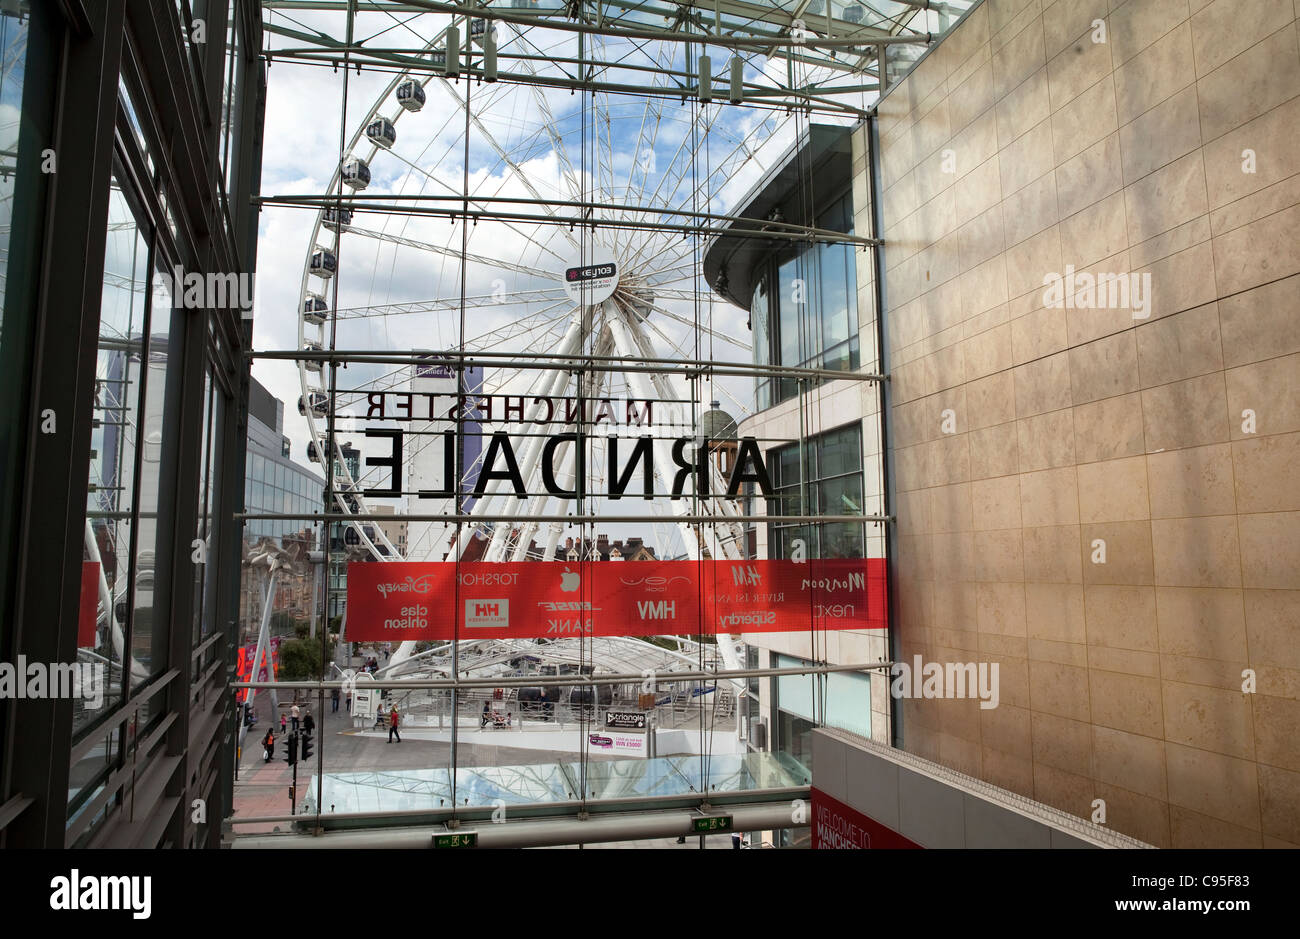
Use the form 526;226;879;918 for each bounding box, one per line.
303;710;315;736
262;729;276;763
331;688;340;712
280;713;287;734
388;706;401;743
481;700;490;728
345;691;352;712
290;703;300;732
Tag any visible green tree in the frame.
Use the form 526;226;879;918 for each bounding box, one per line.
277;638;322;681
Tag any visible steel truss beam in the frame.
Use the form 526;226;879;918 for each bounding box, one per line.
255;347;886;383
261;194;881;246
261;0;935;115
235;659;895;693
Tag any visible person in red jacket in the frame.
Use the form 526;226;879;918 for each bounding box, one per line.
388;706;401;743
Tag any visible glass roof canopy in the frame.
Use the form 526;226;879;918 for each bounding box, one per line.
262;0;977;117
309;751;811;815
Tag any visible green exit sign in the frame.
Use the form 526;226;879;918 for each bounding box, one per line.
691;815;733;833
433;831;478;848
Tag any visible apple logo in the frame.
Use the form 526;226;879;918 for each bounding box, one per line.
560;567;580;592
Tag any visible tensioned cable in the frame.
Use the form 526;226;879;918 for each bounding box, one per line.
316;0;358;830
452;9;473;823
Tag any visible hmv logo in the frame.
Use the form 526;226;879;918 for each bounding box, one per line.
732;566;761;587
636;600;676;620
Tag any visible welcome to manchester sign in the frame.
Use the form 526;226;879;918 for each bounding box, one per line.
346;559;886;641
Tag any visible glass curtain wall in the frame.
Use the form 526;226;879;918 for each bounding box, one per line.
754;191;859;409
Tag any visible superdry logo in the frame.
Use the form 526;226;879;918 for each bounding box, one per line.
465;599;509;628
566;262;615;282
717;610;776;628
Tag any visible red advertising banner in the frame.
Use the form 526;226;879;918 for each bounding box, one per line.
234;638;281;703
78;561;101;648
345;558;886;642
810;787;921;849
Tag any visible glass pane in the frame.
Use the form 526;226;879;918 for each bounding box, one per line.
81;175;149;726
817;424;861;477
130;265;174;691
776;253;802;368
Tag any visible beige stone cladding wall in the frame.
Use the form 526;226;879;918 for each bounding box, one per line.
874;0;1300;847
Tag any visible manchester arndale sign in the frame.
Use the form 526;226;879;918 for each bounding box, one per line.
356;425;774;501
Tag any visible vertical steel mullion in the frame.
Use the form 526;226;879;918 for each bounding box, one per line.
866;113;899;750
4;0;127;848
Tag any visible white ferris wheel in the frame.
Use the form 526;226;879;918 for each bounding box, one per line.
284;5;871;674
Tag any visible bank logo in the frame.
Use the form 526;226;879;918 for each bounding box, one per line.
465;599;509;628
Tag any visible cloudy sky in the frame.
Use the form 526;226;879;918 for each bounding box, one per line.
250;7;860;556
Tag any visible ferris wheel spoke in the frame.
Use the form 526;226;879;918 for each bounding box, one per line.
332;288;569;322
431;76;584;255
504;23;588;207
637;300;749;353
379;146;574;270
346;225;556;280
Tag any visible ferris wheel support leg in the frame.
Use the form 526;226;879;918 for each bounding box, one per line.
605;305;746;689
239;567;279;751
476;315;587;563
509;434;577;562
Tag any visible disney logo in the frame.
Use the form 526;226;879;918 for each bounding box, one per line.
376;574;434;599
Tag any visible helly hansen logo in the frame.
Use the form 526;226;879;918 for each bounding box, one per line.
465;599;509;628
636;600;676;620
